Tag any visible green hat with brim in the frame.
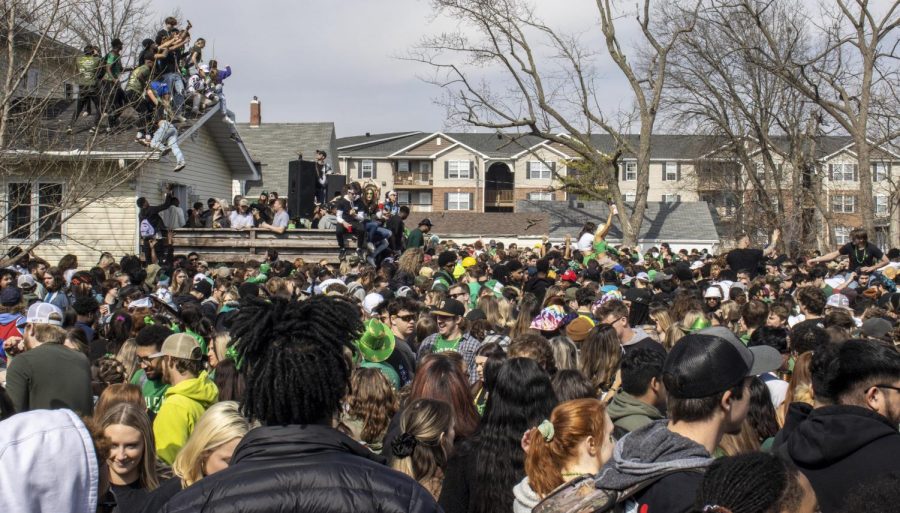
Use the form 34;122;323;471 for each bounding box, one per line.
356;319;395;363
360;361;401;389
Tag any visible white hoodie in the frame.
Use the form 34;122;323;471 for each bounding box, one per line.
0;409;99;513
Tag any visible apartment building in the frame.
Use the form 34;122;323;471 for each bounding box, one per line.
337;131;898;246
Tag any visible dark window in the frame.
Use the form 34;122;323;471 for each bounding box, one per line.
7;183;32;239
38;183;63;239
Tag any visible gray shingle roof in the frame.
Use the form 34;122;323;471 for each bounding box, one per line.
236;122;336;197
426;211;549;238
336;131;863;162
517;200;720;243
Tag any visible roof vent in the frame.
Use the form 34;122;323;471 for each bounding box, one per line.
436;137;442;146
366;132;371;137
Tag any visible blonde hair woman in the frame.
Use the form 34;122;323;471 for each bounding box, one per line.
141;401;255;511
99;403;159;511
390;398;454;500
649;306;674;349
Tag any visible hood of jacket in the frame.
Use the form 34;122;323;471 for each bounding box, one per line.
513;477;541;513
778;404;899;467
0;409;99;513
233;423;386;466
164;370;218;408
595;419;712;490
607;391;664;424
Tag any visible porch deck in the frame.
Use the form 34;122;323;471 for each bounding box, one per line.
171;228;342;263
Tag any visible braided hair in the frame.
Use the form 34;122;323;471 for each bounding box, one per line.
696;453;804;513
230;295;363;425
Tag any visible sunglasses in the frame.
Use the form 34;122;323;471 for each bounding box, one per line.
395;314;417;322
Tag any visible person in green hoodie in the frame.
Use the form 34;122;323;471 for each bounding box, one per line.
607;348;667;438
151;333;218;465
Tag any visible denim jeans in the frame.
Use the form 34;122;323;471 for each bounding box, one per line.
365;222;392;243
163;72;185;113
150;121;184;164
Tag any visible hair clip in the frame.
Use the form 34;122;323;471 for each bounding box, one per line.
538;419;555;442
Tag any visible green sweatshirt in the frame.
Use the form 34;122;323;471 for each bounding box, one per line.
153;371;218;464
607;391;665;435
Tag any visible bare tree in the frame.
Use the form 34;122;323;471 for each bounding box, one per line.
665;0;832;255
408;0;698;245
65;0;152;61
735;0;900;241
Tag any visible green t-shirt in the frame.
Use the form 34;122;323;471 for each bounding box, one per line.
126;64;151;94
103;52;122;81
130;369;169;415
76;55;102;87
407;228;424;248
432;335;461;354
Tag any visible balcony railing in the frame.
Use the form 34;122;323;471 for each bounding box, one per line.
395;172;433;186
485;189;514;205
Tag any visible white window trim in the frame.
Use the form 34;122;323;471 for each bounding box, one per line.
528;160;552;180
834;226;851;245
397;160;410;173
830;163;856;181
624;192;636;203
624;162;637;181
664;162;678;182
5;180;66;241
448;160;472;179
831;194;855;213
416;191;432;205
875;195;889;216
527;191;553;201
873;162;888;181
397;191;410;204
360;160;375;179
447;192;471;210
662;193;680;203
420;161;433;174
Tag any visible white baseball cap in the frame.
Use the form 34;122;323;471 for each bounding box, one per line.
25;302;63;326
826;293;852;311
704;286;723;299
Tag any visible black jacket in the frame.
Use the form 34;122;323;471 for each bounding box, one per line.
774;403;900;513
140;194;175;233
162;423;439;513
524;276;554;303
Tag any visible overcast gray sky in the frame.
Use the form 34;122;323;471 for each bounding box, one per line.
150;0;634;138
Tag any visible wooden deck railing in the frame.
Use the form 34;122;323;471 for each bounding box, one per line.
171;228;343;263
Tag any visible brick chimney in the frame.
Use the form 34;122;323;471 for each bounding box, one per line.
249;96;261;128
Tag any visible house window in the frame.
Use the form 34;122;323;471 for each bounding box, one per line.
528;161;552;180
397;191;410;204
26;68;39;91
397;160;410;173
360;160;374;179
527;192;553;201
754;162;766;180
664;162;678;181
875;195;888;216
38;183;63;239
831;194;855;213
7;183;32;239
873;162;888;181
624;192;636;203
448;161;472;179
420;161;432;174
416;191;432;206
830;163;856;181
447;192;471;210
834;226;851;246
623;162;637;181
6;181;64;240
662;194;680;203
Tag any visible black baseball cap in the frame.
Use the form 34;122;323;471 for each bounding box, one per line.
432;298;465;318
419;218;433;227
663;326;782;399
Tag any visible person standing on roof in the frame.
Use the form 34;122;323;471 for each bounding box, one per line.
68;45;102;134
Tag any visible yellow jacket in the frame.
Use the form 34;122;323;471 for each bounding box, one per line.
153;371;218;464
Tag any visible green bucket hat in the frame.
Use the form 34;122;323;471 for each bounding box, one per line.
355;319;395;363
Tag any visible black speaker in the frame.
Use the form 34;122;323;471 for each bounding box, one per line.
288;159;318;218
326;174;346;203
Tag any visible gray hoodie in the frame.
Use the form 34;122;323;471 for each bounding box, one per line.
595;419;712;491
513;477;541;513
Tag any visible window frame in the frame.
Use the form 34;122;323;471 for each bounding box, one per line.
447;192;471;211
664;162;678;182
831;194;856;213
623;161;637;181
662;193;681;204
624;192;636;204
875;195;889;216
360;159;375;179
873;162;888;182
834;226;851;246
528;160;552;180
397;160;410;173
527;191;553;202
448;160;472;179
830;163;857;182
5;180;65;241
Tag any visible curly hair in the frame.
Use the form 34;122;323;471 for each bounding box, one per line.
347;367;399;444
696;453;804;513
231;295;364;425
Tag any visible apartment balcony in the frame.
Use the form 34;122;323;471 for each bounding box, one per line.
394;172;433;187
485;189;514;206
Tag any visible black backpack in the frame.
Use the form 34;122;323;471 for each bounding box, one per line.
533;468;704;513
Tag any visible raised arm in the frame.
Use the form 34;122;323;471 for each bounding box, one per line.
763;228;780;257
564;233;572;260
808;250;841;266
594;206;616;242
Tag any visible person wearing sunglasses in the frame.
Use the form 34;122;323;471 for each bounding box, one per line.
131;324;174;417
386;298;420;387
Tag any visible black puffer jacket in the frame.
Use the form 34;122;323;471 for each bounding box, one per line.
162;423;440;513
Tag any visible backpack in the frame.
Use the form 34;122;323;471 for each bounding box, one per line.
140;218;156;238
533;469;704;513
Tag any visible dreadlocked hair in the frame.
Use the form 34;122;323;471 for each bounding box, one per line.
696;452;804;513
231;295;364;425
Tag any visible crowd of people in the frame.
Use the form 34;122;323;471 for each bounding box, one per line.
0;215;899;513
70;16;233;173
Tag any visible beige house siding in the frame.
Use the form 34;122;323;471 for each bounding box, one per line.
400;136;448;157
512;148;565;188
346;159;395;192
618;161;699;202
433;147;484;189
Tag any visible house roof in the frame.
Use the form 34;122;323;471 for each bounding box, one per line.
337;131;875;162
3;101;259;180
236;122;336;196
516;200;720;243
427;211;549;238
